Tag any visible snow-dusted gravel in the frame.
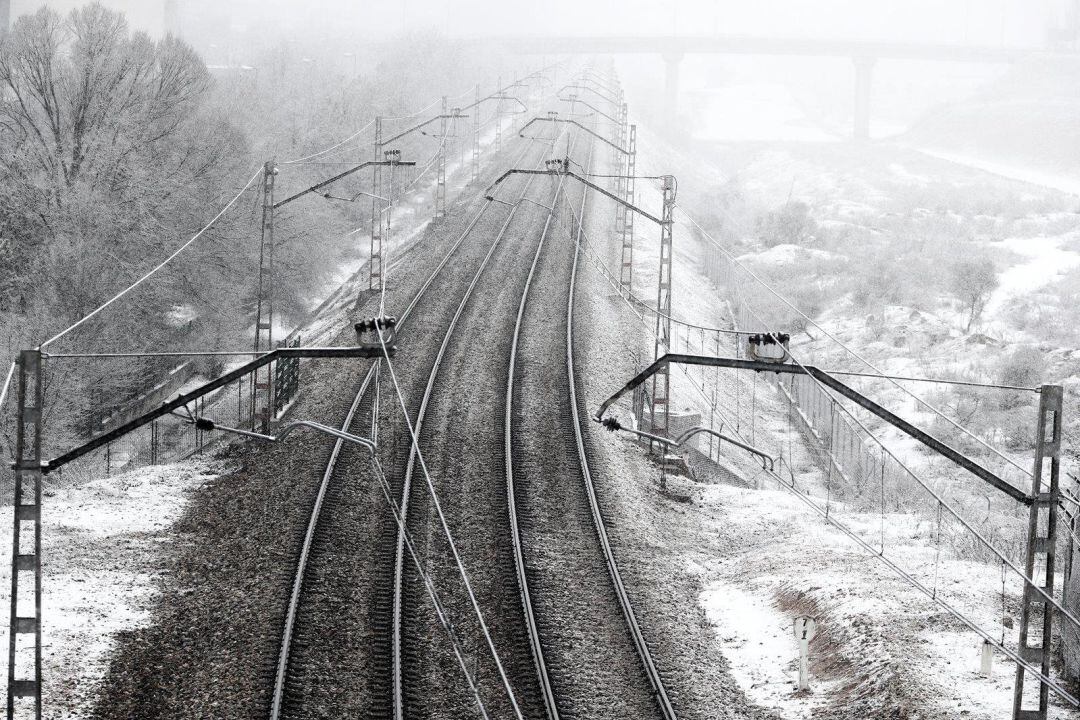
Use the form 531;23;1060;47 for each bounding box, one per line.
0;460;221;719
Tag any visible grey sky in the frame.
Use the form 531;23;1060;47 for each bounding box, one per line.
11;0;1069;46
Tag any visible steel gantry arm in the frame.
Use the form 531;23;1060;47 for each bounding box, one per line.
592;352;1032;505
573;70;622;97
273;159;417;209
557;96;621;125
518;116;630;156
482;166;662;224
43;344;393;473
559;82;621;107
381;112;470;147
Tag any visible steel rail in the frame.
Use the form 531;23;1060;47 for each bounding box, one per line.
565;144;679;719
391;120;570;720
502;130;586;720
267;128;544;720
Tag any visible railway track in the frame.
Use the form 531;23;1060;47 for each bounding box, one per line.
504;124;678;718
390;121;578;720
268;120;561;719
272;68;676;720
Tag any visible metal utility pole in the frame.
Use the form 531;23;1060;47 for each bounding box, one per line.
613;93;626;173
251;160;277;433
370;118;384;291
435;96;448;220
7;350;43;720
472;84;480;183
495;76;503;152
619;124;638;294
1013;385;1064;720
649;175;676;442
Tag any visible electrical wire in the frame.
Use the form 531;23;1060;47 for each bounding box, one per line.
40;166;264;350
283;117;378;165
0;360;15;412
567;180;1078;639
759;459;1080;708
366;456;492;719
374;325;526;720
733;292;1080;636
678;205;1036;481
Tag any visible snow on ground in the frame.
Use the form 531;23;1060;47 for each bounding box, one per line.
691;477;1079;720
618;117;1080;718
700;579;838;719
984;235;1080;321
914;147;1080;198
0;460;220;718
0;101;545;718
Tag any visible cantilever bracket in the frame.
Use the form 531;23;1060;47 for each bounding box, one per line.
482;168;663;225
602;417;775;471
556;96;620;125
45;344;393;472
518;116;628;155
592;353;1032;505
274;159;417;209
559;83;621;107
176;416;378;455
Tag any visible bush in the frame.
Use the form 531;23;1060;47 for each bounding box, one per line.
757;200;818;247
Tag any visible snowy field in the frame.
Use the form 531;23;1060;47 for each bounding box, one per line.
0;461;221;717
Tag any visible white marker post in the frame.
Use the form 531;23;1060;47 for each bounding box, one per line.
980;639;993;679
794;616;817;691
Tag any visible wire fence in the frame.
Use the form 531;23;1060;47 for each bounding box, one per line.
578;167;1079;703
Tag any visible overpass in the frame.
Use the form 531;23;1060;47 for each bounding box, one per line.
491;34;1054;138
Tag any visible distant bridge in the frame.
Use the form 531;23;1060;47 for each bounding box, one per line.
487;34;1058;137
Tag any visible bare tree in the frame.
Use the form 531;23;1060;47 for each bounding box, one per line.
0;3;242;335
949;258;998;332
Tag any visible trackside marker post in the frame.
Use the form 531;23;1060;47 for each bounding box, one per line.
794;615;817;691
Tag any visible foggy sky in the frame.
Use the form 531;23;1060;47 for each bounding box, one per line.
10;0;1071;46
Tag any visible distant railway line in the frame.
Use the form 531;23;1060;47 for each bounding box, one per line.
270;84;678;719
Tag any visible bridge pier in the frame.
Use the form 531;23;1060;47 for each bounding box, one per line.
663;51;683;124
853;56;876;140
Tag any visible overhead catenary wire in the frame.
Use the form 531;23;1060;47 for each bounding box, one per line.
758;458;1080;708
283;117;379;165
567;172;1078;639
0;360;15;412
40;166;264;350
374;325;526;720
732;290;1080;636
676;204;1036;481
285;96;452;166
367;456;492;720
567;229;1027;392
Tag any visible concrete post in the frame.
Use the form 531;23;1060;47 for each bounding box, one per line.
662;52;683;125
853;56;876;140
370;118;384;291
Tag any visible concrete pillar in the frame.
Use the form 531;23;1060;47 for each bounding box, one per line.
662;51;683;124
853;56;876;140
